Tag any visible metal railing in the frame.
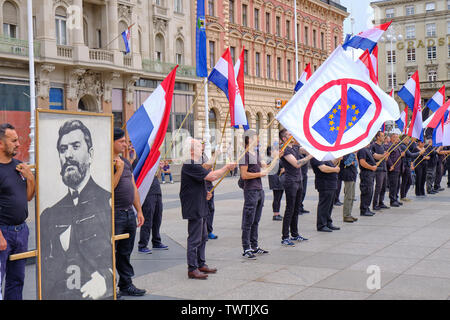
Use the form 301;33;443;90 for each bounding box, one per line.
0;35;40;58
142;59;197;78
89;48;114;63
57;45;73;58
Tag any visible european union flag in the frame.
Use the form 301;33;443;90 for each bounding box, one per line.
312;87;372;145
196;0;207;77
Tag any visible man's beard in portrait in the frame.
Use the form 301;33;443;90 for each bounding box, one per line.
60;159;89;189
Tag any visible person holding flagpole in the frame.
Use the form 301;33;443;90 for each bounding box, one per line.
357;144;377;216
399;136;422;202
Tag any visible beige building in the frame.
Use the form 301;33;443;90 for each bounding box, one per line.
371;0;450;116
0;0;199;161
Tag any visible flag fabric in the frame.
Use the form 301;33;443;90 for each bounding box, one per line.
426;85;446;112
276;46;400;161
196;0;207;77
423;101;450;146
398;71;423;139
342;21;392;53
233;48;249;130
121;26;132;54
442;101;450;146
208;48;247;128
370;45;378;83
359;49;378;85
127;66;177;203
395;106;408;134
294;63;312;93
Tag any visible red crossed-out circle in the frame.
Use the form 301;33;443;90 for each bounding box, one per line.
303;78;382;152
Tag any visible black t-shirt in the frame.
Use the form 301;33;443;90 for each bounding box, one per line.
357;147;376;172
239;152;262;190
371;142;386;171
0;159;29;225
114;156;135;211
180;161;210;220
310;158;338;191
426;147;437;168
280;145;303;183
202;153;213;190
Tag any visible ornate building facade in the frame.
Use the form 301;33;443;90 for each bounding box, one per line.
195;0;348;156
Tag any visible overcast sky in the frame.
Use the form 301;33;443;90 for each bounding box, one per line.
340;0;376;35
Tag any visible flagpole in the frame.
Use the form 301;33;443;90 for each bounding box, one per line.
412;146;437;170
104;23;135;49
204;77;212;158
27;0;35;165
294;0;299;82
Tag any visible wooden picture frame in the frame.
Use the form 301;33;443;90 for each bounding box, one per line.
35;109;116;300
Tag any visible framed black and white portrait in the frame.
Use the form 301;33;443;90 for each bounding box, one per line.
36;109;115;300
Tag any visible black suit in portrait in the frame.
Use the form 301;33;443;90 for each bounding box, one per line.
40;177;113;300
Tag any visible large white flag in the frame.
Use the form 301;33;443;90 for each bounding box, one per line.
276;47;400;161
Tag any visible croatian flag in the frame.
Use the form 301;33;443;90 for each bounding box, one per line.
294;63;312;93
398;71;423;140
426;85;446;112
396;106;408;134
359;49;378;85
423;100;450;146
370;45;378;84
342;21;392;53
234;48;249;130
127;66;177;203
208;48;247;128
121;25;132;54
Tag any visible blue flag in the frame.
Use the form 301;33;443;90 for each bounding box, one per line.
196;1;207;77
312;87;372;145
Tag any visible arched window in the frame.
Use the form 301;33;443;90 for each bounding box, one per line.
83;19;88;46
175;38;184;65
55;6;67;45
155;34;164;61
208;109;217;147
118;21;128;52
138;30;142;55
428;70;437;82
3;1;18;38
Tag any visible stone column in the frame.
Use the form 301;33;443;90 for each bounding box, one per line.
36;64;55;109
65;68;86;111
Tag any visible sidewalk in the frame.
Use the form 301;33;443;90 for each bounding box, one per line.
23;173;450;300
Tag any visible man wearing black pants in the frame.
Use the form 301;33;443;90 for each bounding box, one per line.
310;157;341;232
414;141;428;197
299;148;310;214
357;145;377;216
400;137;421;201
387;134;404;207
371;131;389;210
279;130;311;246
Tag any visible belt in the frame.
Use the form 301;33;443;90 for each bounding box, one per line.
0;222;27;232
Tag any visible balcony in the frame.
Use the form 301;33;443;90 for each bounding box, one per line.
123;55;132;67
142;59;197;78
0;35;40;58
89;48;114;64
57;45;73;59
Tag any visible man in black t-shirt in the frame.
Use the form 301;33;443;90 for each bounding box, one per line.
310;157;340;232
370;131;389;211
180;137;235;279
0;123;35;300
357;145;377;216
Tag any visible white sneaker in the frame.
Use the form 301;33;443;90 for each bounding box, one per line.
170;181;174;184
162;181;166;184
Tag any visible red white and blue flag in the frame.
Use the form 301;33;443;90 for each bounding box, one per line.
398;71;423;140
396;106;408;134
121;25;132;54
208;48;247;128
127;66;177;203
342;21;392;53
370;45;378;84
426;85;446;112
423;99;450;146
233;48;249;130
294;63;312;93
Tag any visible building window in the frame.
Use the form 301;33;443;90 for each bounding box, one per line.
387;50;396;63
385;8;394;18
428;70;437;82
321;32;325;49
242;4;247;26
447;21;450;34
265;12;270;33
425;2;435;12
155;34;165;61
405;26;415;39
427;46;437;59
3;1;18;38
448;44;450;58
388;73;397;88
407;48;416;62
276;57;281;81
276;16;281;36
304;26;309;45
209;40;215;68
287;59;291;82
255;52;260;77
230;46;235;64
174;0;182;13
334;35;338;49
254;8;259;30
244;49;248;75
405;5;414;15
286;20;290;40
208;0;214;16
175;38;184;65
55;6;67;45
426;23;436;37
407;71;414;80
266;54;271;79
229;0;234;23
313;29;317;48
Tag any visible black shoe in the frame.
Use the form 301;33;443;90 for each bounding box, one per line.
379;204;389;209
300;209;310;214
273;215;283;221
318;226;333;232
360;211;374;216
397;201;403;205
390;202;400;207
120;284;146;297
334;201;343;206
367;209;376;215
373;206;381;211
328;225;340;230
428;190;437;194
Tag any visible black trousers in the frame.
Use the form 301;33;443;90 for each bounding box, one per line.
388;171;400;203
282;181;302;240
359;170;375;213
317;189;335;230
114;208;137;290
300;174;308;210
415;164;426;196
334;177;342;202
138;194;162;249
400;165;412;199
187;218;207;272
373;170;387;207
272;189;284;213
242;189;264;251
434;160;443;190
206;193;215;234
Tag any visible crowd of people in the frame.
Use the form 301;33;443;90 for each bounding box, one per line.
2;121;450;299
